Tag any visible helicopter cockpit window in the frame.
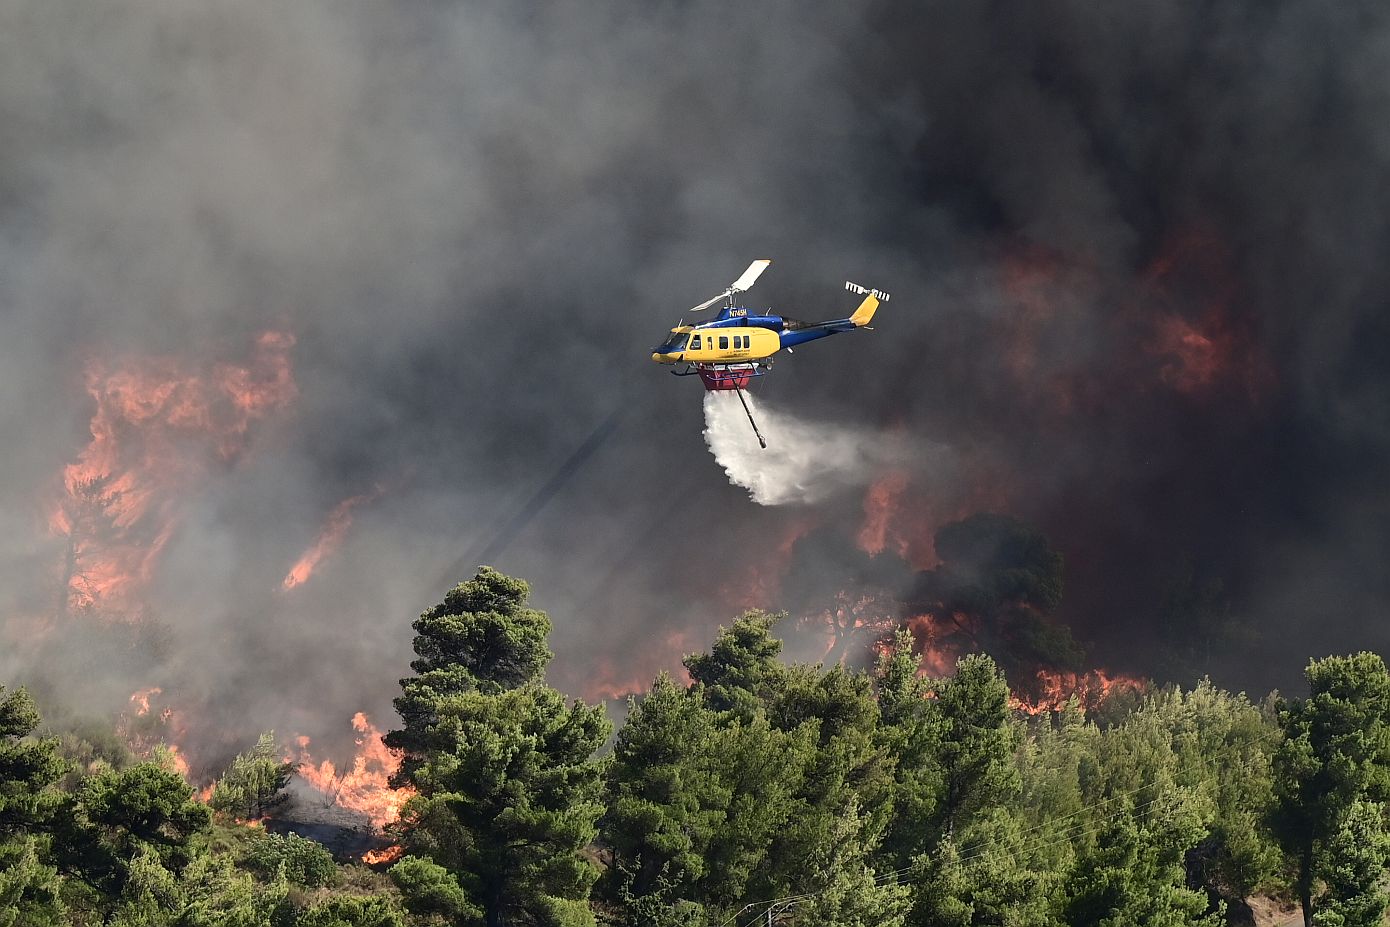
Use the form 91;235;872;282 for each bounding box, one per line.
659;332;690;351
690;334;702;350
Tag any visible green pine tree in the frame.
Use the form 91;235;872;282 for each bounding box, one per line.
683;610;787;719
59;762;213;907
0;687;68;926
1272;653;1390;926
605;618;910;926
601;673;725;911
1311;800;1390;927
385;567;611;927
209;732;294;821
787;796;910;927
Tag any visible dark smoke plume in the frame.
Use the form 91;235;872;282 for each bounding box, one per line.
3;2;1389;770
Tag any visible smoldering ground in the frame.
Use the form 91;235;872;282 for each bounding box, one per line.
2;1;1390;766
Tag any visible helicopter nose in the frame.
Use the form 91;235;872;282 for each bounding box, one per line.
651;351;678;363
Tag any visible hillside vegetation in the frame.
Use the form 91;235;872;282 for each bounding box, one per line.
4;567;1387;927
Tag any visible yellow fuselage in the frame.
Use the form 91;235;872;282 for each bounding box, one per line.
650;326;781;365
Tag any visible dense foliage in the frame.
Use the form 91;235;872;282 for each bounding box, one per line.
4;568;1389;926
209;732;295;822
385;567;611;927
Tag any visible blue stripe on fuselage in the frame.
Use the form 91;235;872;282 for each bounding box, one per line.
697;314;783;330
778;318;858;348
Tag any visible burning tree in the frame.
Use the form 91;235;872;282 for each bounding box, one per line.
781;527;913;667
45;331;296;620
52;474;125;619
905;513;1086;695
385;567;611;927
774;512;1145;715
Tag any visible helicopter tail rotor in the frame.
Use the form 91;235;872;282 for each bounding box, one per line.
845;280;890;302
845;280;890;327
687;259;772;313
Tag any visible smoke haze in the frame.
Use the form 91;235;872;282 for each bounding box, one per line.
2;1;1390;767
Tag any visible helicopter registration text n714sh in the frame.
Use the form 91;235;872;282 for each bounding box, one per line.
651;259;889;448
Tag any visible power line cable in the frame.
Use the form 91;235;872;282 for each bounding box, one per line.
439;404;624;585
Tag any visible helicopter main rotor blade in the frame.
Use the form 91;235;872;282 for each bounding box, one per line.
729;259;771;294
688;292;730;314
686;259;772;313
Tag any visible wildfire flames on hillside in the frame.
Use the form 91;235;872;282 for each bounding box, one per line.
119;687;406;840
283;488;384;590
33;332;407;837
8;7;1390;916
1011;669;1147;715
291;712;411;830
49;331;296;618
13;230;1279;844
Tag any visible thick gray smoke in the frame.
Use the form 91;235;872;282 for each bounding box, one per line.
2;0;1390;770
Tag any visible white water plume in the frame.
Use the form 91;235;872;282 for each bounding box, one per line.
703;392;933;506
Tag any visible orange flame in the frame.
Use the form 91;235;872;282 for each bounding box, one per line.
904;613;967;677
851;465;1011;573
118;689;201;786
362;845;405;865
50;332;296;616
995;242;1103;414
1149;312;1227;393
720;516;816;613
166;744;191;779
1146;305;1272;401
858;472;909;557
885;625;1144;714
282;487;383;590
1010;668;1147;715
129;686;162;716
1137;228;1274;401
1000;243;1065;381
292;712;411;830
585;629;695;701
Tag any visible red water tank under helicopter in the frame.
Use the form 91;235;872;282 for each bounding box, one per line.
696;363;761;391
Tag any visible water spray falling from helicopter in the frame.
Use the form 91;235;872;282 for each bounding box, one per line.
702;391;938;506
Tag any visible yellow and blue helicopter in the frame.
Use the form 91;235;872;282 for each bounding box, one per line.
651;259;889;447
